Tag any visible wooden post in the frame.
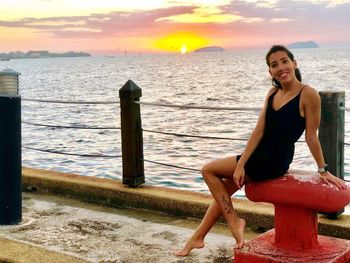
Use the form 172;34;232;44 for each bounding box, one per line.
119;80;145;187
319;91;345;218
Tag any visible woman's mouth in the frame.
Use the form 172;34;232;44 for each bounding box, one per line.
279;71;289;78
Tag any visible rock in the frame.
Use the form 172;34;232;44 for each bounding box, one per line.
287;41;319;49
193;46;225;52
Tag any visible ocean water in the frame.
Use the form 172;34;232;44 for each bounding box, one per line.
1;48;350;201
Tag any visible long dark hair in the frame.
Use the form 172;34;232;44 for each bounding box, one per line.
265;45;302;89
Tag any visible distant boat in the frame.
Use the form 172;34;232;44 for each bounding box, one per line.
104;55;115;58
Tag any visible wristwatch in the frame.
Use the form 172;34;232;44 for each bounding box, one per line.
318;164;329;173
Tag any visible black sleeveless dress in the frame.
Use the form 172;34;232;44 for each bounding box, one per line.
237;87;306;181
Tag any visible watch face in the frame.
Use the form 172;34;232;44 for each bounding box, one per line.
318;165;328;173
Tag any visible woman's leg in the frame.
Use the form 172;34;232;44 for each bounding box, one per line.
175;178;238;256
202;157;246;249
175;156;242;256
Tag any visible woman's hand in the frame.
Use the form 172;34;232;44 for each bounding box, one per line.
319;172;347;189
233;166;245;189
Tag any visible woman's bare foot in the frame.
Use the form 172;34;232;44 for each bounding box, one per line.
230;218;246;249
175;237;205;256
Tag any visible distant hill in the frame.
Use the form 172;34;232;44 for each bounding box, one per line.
287;41;319;49
193;46;225;52
0;51;91;60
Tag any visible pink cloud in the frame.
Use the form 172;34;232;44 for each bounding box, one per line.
0;1;349;50
0;6;197;39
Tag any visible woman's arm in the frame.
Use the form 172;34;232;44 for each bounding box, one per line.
233;87;276;188
302;86;346;189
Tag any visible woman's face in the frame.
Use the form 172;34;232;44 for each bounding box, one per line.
268;50;297;85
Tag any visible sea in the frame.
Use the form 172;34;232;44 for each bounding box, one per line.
1;48;350;210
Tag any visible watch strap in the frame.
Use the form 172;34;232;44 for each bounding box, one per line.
318;164;329;173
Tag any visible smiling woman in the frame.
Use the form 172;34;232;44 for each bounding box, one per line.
154;32;210;53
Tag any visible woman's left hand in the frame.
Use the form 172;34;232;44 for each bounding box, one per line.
319;172;347;189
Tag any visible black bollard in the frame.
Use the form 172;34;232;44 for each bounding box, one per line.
119;80;145;187
0;69;22;225
319;91;345;219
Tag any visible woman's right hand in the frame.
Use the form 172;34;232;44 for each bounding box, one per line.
233;166;245;189
319;171;347;189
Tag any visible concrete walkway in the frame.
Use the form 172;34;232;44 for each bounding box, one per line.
1;167;348;262
0;193;257;263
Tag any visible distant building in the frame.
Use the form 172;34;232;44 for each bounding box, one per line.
26;51;50;58
0;50;91;60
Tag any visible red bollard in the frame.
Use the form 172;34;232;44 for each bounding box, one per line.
234;171;350;263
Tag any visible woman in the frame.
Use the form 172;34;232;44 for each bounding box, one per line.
175;45;346;256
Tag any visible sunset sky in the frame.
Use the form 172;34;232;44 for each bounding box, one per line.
1;0;349;54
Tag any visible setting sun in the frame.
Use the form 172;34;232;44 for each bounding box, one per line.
180;45;187;54
154;32;210;53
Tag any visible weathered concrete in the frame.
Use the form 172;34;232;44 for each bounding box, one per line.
22;167;350;240
1;192;253;263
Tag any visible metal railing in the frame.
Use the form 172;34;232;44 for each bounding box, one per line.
22;80;350;187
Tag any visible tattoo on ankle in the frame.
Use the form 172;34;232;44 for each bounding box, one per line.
222;195;233;215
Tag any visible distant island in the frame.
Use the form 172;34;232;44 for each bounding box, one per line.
287;41;319;49
193;46;225;53
0;50;91;60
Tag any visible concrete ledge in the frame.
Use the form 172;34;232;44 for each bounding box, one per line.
0;236;87;263
22;167;350;240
